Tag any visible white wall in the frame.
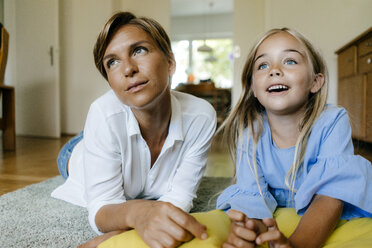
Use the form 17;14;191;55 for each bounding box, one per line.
59;0;113;134
232;0;265;105
171;13;233;41
3;0;15;88
232;0;372;105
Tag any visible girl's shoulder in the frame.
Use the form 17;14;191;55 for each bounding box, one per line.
314;104;349;130
309;104;351;146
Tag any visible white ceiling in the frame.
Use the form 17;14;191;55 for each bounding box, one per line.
171;0;233;17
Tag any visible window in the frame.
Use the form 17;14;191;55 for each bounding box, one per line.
171;38;233;89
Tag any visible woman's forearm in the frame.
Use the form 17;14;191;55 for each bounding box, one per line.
95;199;207;247
289;194;343;248
95;199;152;233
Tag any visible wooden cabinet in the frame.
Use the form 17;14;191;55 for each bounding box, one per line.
336;27;372;142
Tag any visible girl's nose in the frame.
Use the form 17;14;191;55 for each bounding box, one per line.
269;67;282;77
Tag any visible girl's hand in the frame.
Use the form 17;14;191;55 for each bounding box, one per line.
223;209;267;248
256;218;293;248
134;201;207;248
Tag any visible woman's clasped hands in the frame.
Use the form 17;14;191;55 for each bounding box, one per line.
224;209;293;248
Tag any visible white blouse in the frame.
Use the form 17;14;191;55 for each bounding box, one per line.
52;90;217;234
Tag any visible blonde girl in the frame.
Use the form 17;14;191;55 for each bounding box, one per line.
217;28;372;248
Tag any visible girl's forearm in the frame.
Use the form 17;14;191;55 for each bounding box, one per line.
289;194;343;248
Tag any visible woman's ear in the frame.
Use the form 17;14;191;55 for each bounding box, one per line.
168;53;176;75
310;73;325;93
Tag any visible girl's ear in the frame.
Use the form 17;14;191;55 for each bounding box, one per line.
310;73;325;93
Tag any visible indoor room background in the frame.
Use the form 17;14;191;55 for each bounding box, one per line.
2;0;372;138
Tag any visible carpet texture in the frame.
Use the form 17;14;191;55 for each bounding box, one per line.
0;176;232;247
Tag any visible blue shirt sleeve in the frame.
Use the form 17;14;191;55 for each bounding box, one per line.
295;107;372;219
216;132;277;219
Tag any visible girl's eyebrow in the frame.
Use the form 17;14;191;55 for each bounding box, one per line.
103;40;153;61
254;48;305;63
254;53;266;63
283;49;305;57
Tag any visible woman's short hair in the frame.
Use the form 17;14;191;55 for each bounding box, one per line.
93;11;174;80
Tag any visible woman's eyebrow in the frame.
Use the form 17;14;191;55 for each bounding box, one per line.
103;40;153;62
129;40;152;51
103;54;115;62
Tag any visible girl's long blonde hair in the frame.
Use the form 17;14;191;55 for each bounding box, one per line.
219;28;328;193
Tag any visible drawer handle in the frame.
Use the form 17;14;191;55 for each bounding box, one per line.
367;58;372;64
348;58;353;62
367;42;372;47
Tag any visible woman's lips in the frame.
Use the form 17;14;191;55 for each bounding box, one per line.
126;81;149;92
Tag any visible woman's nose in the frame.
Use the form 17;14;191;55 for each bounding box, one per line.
123;59;138;77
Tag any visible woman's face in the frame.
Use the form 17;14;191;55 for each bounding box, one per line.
251;32;323;117
103;25;175;110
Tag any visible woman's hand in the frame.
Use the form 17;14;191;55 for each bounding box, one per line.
223;209;267;248
256;218;293;248
133;201;207;248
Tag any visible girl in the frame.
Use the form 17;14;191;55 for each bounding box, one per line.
52;12;216;248
217;28;372;248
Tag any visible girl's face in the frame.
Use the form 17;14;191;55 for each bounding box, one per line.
103;25;175;110
251;32;323;117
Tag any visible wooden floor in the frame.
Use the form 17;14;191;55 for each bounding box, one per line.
0;135;371;196
0;136;71;195
0;135;234;196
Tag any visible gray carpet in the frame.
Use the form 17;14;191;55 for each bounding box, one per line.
0;176;232;248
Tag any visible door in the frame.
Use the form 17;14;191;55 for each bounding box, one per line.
15;0;60;137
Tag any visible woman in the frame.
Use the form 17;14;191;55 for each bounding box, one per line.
52;12;216;247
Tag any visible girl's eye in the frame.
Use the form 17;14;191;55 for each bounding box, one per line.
285;59;297;65
133;46;148;56
107;59;119;69
258;63;268;70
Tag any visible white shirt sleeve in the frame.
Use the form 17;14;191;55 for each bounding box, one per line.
158;102;217;212
83;102;126;234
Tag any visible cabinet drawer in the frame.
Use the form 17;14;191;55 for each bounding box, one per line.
366;72;372;142
358;34;372;57
358;53;372;74
338;46;357;78
338;75;366;139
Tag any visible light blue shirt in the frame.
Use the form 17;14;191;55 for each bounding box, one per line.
217;105;372;220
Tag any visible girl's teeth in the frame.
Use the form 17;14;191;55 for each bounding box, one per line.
268;85;288;92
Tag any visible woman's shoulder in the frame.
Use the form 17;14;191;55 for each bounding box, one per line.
89;90;128;117
171;90;216;118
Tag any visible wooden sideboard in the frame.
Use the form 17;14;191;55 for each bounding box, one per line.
336;27;372;143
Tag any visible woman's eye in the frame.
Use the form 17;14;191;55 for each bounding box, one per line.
133;46;148;55
258;63;268;70
285;59;297;65
107;59;118;68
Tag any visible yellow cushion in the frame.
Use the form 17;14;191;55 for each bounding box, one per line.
98;209;231;248
99;208;372;248
263;208;372;248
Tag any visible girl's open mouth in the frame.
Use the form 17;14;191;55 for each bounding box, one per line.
267;84;289;93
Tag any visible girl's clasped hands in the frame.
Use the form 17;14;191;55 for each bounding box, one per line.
224;210;292;248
